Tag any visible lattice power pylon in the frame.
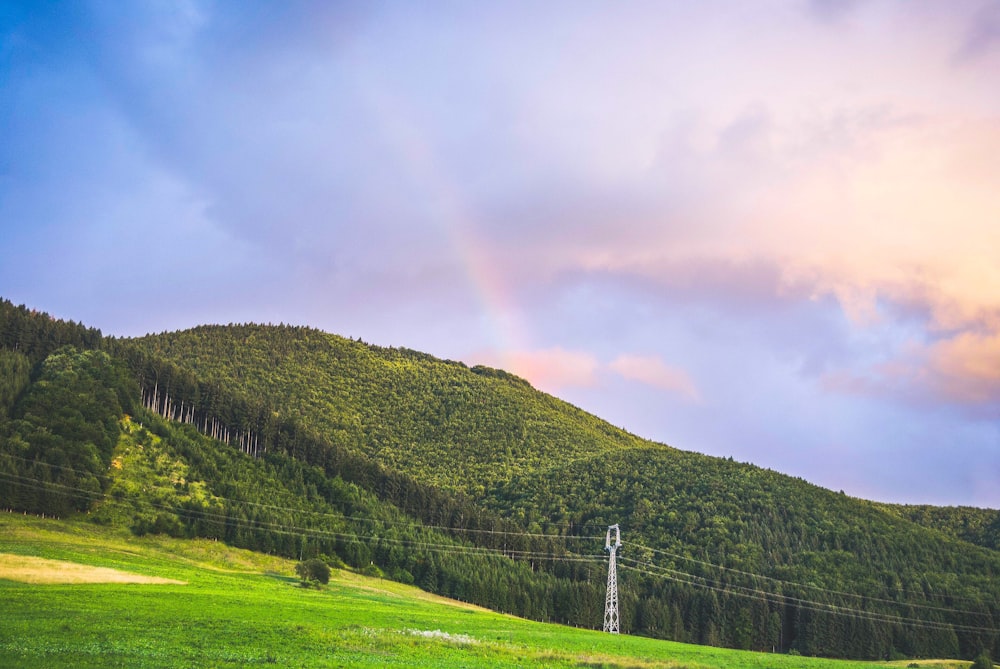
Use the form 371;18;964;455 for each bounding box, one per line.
603;523;621;633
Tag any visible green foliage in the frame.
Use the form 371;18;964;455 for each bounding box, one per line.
90;418;222;536
0;299;103;363
879;504;1000;552
128;323;646;494
81;409;600;630
296;558;331;585
972;652;993;669
0;349;30;420
0;347;137;516
491;443;1000;653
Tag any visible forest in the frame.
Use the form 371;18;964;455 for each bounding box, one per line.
0;297;997;661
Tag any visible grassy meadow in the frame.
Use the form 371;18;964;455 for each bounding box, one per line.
0;512;973;669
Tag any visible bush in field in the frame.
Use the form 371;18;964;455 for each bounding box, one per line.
971;652;992;669
295;558;330;586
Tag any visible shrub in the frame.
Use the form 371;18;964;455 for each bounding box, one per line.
971;652;992;669
359;563;384;578
295;558;331;586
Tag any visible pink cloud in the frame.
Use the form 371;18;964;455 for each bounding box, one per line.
822;330;1000;410
522;112;1000;412
926;331;1000;405
608;354;701;401
473;347;601;394
470;348;702;402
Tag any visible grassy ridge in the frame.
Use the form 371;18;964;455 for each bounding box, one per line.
0;512;933;669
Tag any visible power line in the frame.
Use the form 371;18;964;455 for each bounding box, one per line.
4;455;997;633
619;556;998;635
4;469;997;637
627;540;992;618
0;472;604;565
0;451;603;542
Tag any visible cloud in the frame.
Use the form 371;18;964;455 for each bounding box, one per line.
609;354;701;401
38;3;999;353
473;347;601;394
951;2;1000;65
499;107;1000;411
471;346;701;404
6;1;1000;506
926;331;1000;405
820;328;1000;412
806;0;862;24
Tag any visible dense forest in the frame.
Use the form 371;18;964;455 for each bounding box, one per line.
0;298;997;661
877;503;1000;553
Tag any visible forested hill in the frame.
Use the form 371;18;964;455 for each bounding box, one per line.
129;323;1000;655
132;323;651;497
1;300;998;661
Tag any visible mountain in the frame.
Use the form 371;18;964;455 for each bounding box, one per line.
0;298;997;662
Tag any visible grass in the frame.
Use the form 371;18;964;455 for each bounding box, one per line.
0;512;969;669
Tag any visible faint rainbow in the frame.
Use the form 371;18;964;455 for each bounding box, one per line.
362;81;527;363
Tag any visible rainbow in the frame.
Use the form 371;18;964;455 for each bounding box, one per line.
365;82;528;364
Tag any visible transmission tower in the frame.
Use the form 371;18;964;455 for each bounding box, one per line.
603;523;621;633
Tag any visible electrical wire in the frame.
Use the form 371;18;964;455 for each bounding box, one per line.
619;556;998;635
0;451;602;542
627;540;992;618
2;459;996;632
0;471;604;565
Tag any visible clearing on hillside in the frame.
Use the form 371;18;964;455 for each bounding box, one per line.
0;553;185;585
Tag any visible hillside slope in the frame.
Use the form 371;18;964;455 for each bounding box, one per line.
132;324;652;496
129;323;1000;659
877;504;1000;553
0;301;997;661
2;512;918;669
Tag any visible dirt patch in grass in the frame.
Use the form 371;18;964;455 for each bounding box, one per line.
0;553;186;585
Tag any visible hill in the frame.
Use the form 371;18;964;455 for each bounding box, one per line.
0;511;951;669
130;323;647;496
0;299;998;662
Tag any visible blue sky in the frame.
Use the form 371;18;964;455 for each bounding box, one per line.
2;1;999;507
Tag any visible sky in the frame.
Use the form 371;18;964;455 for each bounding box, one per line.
2;1;999;508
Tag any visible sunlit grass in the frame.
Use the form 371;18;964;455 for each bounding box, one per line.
0;513;954;669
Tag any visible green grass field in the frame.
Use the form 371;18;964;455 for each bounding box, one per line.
0;513;972;669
